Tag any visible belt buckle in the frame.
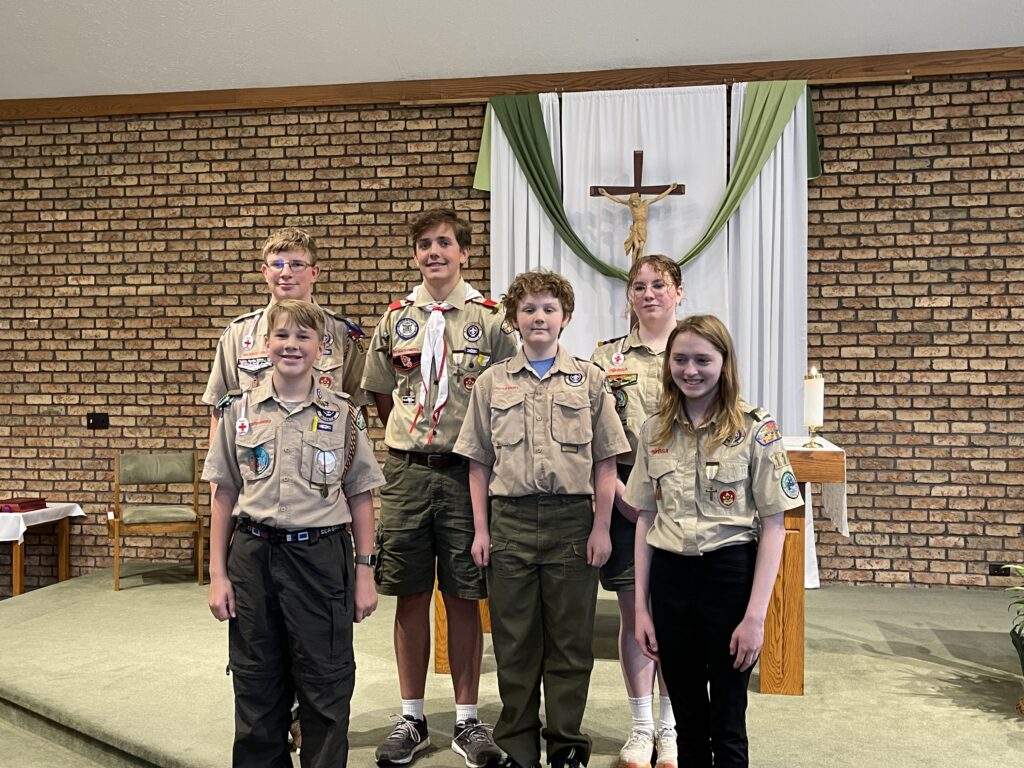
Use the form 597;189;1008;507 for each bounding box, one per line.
426;453;446;469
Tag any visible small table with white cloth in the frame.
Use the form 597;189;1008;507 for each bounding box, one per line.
0;503;85;596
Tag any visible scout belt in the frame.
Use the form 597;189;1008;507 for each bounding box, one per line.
388;448;466;469
236;518;348;544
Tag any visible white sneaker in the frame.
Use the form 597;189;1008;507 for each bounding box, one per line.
617;728;654;768
654;726;678;768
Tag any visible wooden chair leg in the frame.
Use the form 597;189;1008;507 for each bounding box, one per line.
112;523;121;591
195;525;205;585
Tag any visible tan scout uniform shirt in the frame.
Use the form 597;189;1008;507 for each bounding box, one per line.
624;403;803;555
202;377;385;529
361;279;518;452
454;346;631;497
590;327;665;465
203;300;370;409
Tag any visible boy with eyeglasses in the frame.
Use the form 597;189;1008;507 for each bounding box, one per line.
203;227;370;426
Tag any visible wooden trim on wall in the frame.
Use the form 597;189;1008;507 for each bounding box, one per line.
1;46;1022;121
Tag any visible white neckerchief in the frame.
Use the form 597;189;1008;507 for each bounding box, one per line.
407;284;481;442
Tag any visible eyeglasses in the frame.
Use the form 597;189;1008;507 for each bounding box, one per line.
265;259;312;273
629;280;675;295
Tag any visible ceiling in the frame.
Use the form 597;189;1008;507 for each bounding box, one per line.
3;0;1023;100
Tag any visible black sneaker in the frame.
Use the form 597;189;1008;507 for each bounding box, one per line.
452;718;502;768
549;746;583;768
375;715;430;766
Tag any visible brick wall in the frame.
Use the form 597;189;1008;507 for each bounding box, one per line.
808;73;1024;587
0;73;1021;596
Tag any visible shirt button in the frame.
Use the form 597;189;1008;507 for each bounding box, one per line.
535;448;542;454
282;477;289;483
280;507;288;512
284;448;291;453
536;416;543;421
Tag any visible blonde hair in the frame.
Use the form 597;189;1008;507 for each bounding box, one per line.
261;227;318;265
653;315;744;453
502;270;575;328
265;299;326;341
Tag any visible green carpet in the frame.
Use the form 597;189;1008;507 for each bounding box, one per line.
0;562;1021;767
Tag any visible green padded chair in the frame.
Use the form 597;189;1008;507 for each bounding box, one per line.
108;450;204;590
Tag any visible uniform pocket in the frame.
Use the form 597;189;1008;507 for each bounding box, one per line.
703;460;755;525
300;431;349;488
235;427;276;482
491;391;526;448
551;390;593;446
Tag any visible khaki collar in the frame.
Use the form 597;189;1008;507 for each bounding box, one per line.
411;278;471;310
250;376;317;409
507;344;579;377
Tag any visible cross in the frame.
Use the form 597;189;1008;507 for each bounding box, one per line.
589;150;685;262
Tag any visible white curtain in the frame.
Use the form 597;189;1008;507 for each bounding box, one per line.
559;86;728;356
726;83;811;584
489;94;562;299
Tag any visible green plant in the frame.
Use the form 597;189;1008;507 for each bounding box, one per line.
1005;564;1024;689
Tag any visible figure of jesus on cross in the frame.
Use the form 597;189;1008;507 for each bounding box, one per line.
591;150;685;262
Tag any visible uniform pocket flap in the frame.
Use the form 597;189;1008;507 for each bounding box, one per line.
236;427;274;449
552;390;589;410
492;391;526;410
714;461;750;484
647;458;676;479
301;431;348;452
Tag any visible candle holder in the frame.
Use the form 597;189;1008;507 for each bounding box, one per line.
803;425;823;449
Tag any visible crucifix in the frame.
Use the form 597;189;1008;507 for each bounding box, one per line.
590;150;685;262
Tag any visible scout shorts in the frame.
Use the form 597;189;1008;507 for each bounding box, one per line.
374;453;486;600
600;462;637;592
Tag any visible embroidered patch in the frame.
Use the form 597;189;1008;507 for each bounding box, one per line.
650;447;670;455
235;418;250;437
781;471;800;499
241;333;255;351
317;422;334;432
395;318;419;340
355;409;367;431
611;351;625;366
606;372;638;387
237;356;272;373
769;452;791;471
565;372;585;387
500;320;515;335
314;449;337;475
719;490;736;507
613;388;628;414
249;445;271;476
315;388;331;409
724;429;745;447
755;420;782;446
463;323;482;342
316;406;338;422
323;331;334;349
318;375;333;388
391;349;421;373
400;393;417;405
463;375;477;392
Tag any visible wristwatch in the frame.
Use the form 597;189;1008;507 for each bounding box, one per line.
354;554;378;567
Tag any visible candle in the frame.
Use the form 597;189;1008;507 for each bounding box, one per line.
804;366;825;428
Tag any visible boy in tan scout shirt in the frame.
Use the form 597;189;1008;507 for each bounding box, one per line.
203;299;384;768
454;270;630;768
360;209;517;768
204;227;369;432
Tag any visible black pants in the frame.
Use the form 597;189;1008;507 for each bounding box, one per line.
227;527;356;768
650;543;757;768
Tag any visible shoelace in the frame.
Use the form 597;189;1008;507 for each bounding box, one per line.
623;729;654;749
385;716;423;744
458;721;495;744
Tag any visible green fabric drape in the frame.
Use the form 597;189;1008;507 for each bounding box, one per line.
488;95;628;280
678;80;805;266
475;82;814;280
473;105;493;191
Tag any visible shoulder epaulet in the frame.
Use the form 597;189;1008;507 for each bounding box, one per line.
598;334;627;347
743;404;769;422
339;317;366;339
469;296;500;311
387;298;412;312
230;308;262;325
215;389;243;411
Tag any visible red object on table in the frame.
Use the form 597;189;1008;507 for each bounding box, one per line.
1;497;47;513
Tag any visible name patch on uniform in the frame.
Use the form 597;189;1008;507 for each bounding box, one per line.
781;470;800;499
392;350;421;373
724;429;745;447
650;447;670;455
564;372;585;387
237;356;272;374
248;445;272;476
561;445;578;453
719;490;736;507
463;323;482;342
395;318;420;340
755;420;782;446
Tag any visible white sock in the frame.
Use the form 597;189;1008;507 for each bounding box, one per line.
628;695;654;734
455;703;478;724
401;699;425;721
658;695;676;730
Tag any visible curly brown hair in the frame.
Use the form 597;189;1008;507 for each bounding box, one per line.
502;270;575;328
409;209;472;250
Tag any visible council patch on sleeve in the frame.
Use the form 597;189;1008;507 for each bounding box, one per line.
755;420;782;446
